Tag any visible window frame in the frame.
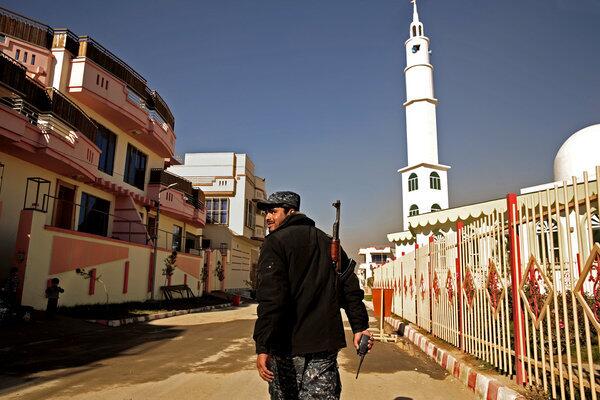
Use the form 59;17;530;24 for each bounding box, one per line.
95;124;117;176
430;172;441;190
78;192;110;237
245;199;256;229
409;204;419;217
123;143;148;190
408;173;418;192
206;197;230;225
172;225;183;252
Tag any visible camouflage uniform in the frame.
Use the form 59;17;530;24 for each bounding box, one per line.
268;351;341;400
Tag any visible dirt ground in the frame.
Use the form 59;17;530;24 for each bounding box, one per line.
0;304;475;400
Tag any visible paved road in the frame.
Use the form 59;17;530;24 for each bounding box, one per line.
0;304;474;400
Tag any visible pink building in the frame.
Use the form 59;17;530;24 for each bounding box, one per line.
0;7;214;308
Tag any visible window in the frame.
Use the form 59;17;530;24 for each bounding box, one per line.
124;144;147;190
172;225;182;252
536;220;560;263
31;54;36;65
431;203;442;212
185;232;200;253
95;123;116;175
147;216;156;243
408;173;418;191
206;198;229;224
371;254;389;264
245;199;256;229
0;34;5;43
592;214;600;245
409;204;419;216
53;183;76;230
96;74;100;85
23;52;27;63
78;192;110;236
412;26;416;36
15;49;20;60
430;172;441;190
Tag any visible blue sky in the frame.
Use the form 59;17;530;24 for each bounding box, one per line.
4;0;600;255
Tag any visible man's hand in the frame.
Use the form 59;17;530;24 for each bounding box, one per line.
256;353;274;382
353;330;374;352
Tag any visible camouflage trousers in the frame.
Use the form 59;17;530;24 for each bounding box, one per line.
268;351;341;400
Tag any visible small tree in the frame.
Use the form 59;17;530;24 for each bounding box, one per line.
75;268;109;304
200;263;209;284
214;260;225;282
163;251;177;285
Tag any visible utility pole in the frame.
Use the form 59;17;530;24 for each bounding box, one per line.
150;182;178;300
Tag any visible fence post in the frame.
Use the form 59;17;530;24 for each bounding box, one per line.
456;221;464;350
414;243;419;324
428;235;434;333
507;193;527;385
401;251;405;319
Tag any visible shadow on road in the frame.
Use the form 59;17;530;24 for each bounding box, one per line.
0;312;184;393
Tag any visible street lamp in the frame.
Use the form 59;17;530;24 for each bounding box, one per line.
150;182;178;300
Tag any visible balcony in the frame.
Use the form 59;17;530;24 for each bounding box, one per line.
148;169;206;227
0;6;53;50
66;36;175;157
0;53;101;182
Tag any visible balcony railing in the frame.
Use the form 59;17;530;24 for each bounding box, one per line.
47;88;97;142
1;53;97;143
76;36;175;130
0;52;51;111
149;169;205;210
147;90;175;129
0;6;53;49
78;36;148;99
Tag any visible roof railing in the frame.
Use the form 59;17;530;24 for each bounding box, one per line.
78;36;148;98
0;6;53;49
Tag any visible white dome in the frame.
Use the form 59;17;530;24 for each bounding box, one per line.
554;124;600;182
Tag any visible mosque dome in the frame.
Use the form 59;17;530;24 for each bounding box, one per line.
553;124;600;182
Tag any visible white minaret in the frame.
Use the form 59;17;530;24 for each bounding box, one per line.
399;0;450;231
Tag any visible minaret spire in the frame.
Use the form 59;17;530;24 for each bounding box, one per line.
412;0;420;24
409;0;424;38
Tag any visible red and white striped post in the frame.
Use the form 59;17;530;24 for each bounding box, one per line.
507;193;527;385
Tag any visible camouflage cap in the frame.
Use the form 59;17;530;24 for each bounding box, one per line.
256;191;300;211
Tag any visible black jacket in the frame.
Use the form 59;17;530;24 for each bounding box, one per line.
253;213;369;356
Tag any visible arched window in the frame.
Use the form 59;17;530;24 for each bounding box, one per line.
418;26;423;36
412;26;417;37
430;172;441;190
431;203;441;212
592;214;600;244
409;205;419;217
536;220;560;264
408;173;418;191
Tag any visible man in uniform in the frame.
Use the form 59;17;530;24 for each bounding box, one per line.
253;191;372;399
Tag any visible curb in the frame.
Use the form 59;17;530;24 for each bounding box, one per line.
87;302;232;327
384;316;525;400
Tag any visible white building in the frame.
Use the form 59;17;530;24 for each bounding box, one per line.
389;1;450;254
357;246;394;290
168;153;266;292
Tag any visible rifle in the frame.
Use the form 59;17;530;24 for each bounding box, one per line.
331;200;341;273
